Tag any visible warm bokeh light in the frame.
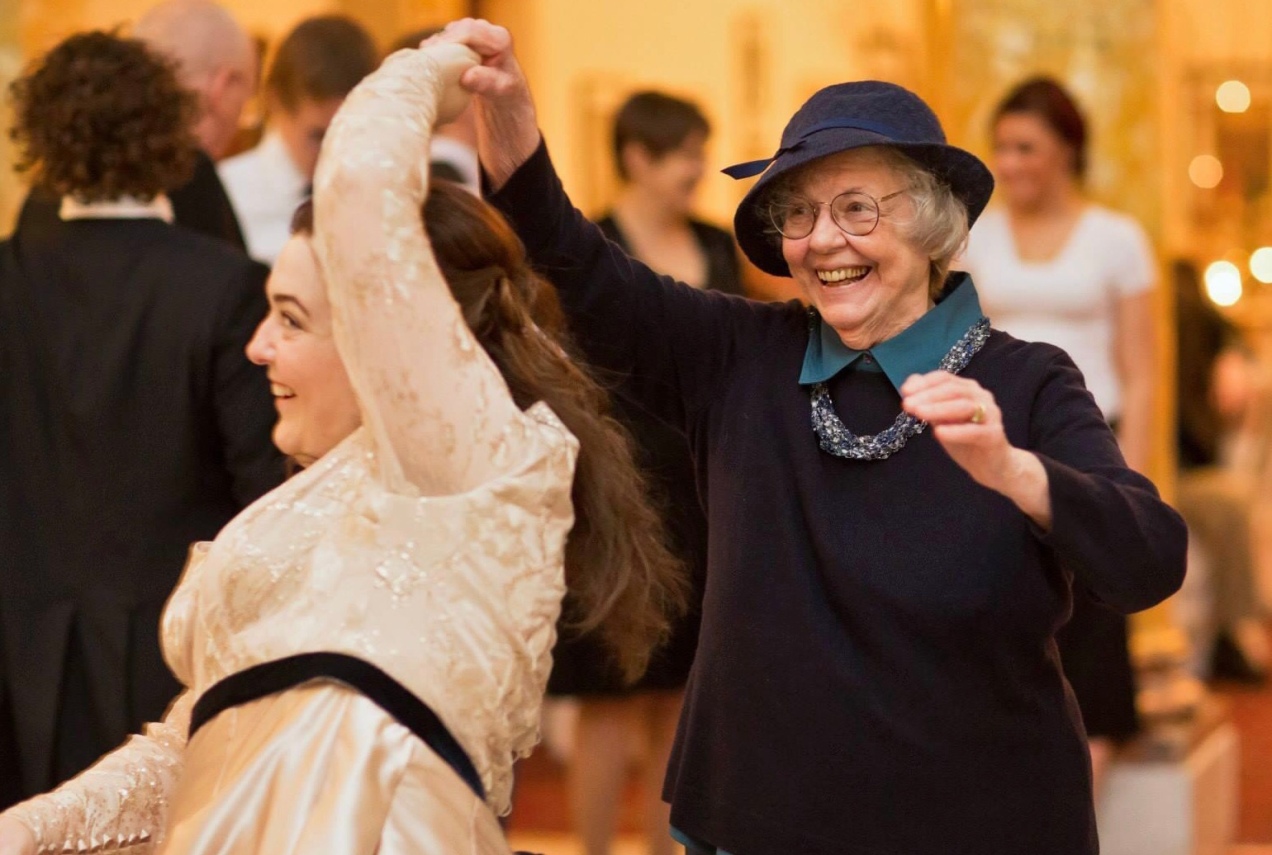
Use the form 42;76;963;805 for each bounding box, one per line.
1189;154;1225;189
1216;79;1252;113
1205;260;1243;306
1250;247;1272;283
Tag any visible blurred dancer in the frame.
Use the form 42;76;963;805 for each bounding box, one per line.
219;15;378;263
18;0;256;250
0;30;280;809
1173;259;1268;682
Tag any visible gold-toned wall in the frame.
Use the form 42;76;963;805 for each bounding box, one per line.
15;0;465;53
483;0;930;224
0;0;21;232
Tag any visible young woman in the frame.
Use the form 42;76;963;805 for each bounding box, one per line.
0;38;682;855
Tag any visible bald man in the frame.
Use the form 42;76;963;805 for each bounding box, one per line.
132;0;256;161
17;0;254;250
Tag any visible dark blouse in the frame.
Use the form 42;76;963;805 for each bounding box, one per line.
489;142;1186;855
595;214;745;296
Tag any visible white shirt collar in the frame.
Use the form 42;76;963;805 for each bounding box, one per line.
60;194;175;223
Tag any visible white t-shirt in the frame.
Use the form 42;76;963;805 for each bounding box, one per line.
218;131;308;265
963;205;1155;420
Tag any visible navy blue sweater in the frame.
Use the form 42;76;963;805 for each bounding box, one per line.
491;143;1187;855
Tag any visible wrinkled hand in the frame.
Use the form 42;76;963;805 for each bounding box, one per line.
0;816;36;855
426;19;541;189
901;370;1051;527
901;371;1010;488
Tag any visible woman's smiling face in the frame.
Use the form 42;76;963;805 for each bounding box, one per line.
779;148;933;350
245;235;361;463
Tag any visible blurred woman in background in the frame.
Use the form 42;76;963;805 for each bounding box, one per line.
597;91;743;297
962;76;1161;793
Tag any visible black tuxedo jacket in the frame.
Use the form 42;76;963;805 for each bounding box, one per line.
0;212;282;797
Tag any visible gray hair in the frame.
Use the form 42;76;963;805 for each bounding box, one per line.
762;145;969;298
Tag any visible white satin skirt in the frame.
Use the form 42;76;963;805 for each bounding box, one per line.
158;682;511;855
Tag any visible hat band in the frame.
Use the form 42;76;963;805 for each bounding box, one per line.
722;117;910;180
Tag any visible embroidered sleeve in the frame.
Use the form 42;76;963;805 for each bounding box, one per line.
310;46;535;497
3;692;191;853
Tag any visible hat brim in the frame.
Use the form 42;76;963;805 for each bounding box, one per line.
732;130;994;278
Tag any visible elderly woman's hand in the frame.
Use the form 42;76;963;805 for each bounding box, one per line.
901;371;1053;529
427;19;542;190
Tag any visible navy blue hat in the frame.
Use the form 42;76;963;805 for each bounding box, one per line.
725;80;994;278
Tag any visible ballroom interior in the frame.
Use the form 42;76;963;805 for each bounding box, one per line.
4;1;1272;853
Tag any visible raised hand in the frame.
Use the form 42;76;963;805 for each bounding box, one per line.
423;42;480;126
0;816;36;855
901;370;1052;528
427;19;542;189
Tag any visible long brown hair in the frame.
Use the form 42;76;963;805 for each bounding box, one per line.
293;181;686;682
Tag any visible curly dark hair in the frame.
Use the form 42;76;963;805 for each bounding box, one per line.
9;30;197;202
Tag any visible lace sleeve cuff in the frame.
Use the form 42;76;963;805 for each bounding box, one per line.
3;692;191;853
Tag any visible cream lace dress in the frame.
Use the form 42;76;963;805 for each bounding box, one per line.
3;44;578;855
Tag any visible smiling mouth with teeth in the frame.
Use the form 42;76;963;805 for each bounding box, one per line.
817;266;871;285
270;383;296;399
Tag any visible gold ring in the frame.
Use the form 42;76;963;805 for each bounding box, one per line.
970;403;986;424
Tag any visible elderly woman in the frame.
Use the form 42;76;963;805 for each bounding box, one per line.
437;20;1186;855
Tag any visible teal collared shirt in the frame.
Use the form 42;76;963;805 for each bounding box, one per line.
798;272;986;390
671;825;734;855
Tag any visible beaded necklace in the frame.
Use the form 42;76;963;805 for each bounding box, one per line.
808;312;991;461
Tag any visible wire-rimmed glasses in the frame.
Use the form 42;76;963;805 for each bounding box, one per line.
767;189;906;240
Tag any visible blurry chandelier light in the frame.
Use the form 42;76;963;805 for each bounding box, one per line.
1216;80;1252;113
1204;260;1243;306
1249;247;1272;284
1189;154;1224;189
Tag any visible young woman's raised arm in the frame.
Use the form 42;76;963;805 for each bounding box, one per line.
312;44;533;496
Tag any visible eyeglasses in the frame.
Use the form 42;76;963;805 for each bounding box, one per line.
767;189;906;240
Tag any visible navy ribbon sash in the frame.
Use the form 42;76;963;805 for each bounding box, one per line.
189;651;486;801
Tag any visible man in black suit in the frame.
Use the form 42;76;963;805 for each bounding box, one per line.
17;0;256;250
0;31;283;806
